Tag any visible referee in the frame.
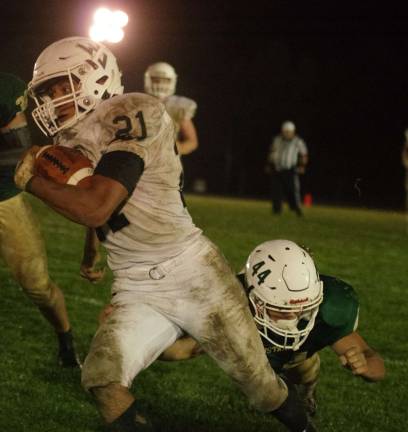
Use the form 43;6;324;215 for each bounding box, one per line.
266;121;308;216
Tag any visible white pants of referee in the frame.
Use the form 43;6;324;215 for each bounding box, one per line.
81;235;287;411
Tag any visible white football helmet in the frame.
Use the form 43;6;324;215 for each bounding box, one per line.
28;36;124;136
245;240;323;351
144;62;177;100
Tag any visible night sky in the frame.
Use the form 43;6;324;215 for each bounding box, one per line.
2;0;408;208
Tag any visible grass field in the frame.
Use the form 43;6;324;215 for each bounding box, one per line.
0;193;406;432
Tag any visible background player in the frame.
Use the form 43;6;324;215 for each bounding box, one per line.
15;38;314;432
142;240;385;418
144;62;198;156
0;72;79;367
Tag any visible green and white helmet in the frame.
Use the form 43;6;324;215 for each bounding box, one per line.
28;36;124;136
245;240;323;351
144;62;177;100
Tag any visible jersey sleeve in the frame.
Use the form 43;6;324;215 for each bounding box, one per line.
319;275;360;345
165;95;197;123
99;94;173;168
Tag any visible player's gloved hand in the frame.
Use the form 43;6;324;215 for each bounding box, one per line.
14;145;40;190
271;377;317;432
339;346;368;376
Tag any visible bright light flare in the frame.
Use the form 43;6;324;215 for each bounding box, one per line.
89;24;106;42
113;10;128;28
89;8;128;43
106;27;124;43
94;8;112;26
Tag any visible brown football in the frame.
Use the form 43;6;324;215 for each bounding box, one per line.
34;145;93;187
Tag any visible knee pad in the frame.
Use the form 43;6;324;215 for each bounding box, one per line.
23;277;57;308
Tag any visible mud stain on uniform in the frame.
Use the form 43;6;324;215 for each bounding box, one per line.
194;246;287;411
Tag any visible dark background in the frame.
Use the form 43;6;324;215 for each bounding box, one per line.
2;0;408;208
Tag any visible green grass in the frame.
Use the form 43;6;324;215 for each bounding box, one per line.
0;194;406;431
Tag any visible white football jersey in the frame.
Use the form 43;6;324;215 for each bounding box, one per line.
54;93;202;269
163;95;197;134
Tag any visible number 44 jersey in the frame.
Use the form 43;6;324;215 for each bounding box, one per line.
54;93;202;269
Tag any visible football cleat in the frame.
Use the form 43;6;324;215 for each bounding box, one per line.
57;330;82;368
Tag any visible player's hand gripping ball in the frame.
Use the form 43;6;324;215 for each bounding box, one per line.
34;145;93;187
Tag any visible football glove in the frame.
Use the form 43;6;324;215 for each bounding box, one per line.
14;145;40;190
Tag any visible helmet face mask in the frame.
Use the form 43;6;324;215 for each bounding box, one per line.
31;74;81;136
245;240;323;351
29;37;124;136
144;62;177;100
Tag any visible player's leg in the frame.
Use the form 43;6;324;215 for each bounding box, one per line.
82;300;183;430
161;238;312;431
0;194;79;366
271;172;283;214
282;353;320;416
284;170;302;216
169;241;286;410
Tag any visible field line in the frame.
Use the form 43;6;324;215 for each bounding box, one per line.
65;294;104;307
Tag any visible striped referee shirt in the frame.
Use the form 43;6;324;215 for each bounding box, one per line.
268;135;308;171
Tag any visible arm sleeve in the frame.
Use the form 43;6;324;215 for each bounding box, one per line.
320;276;360;345
94;151;144;195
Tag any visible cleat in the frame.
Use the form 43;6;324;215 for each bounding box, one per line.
57;330;82;368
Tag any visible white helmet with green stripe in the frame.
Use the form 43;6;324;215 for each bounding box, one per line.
245;240;323;351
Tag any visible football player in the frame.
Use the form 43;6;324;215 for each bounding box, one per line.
0;72;79;367
81;63;199;282
145;240;385;417
144;62;198;155
15;38;314;432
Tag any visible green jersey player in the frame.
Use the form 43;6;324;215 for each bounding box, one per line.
0;72;80;367
138;239;385;418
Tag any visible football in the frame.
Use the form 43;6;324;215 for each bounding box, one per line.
34;145;93;187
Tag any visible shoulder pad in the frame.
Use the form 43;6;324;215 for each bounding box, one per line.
319;275;359;328
95;93;169;144
165;95;197;121
96;93;165;124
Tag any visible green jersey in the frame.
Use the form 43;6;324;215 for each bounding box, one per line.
0;73;29;201
0;73;27;128
239;273;359;373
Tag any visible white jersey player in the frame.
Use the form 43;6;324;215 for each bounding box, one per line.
15;37;314;432
144;62;198;155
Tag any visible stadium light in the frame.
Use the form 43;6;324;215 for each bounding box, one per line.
112;10;129;28
106;27;124;44
89;7;128;44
